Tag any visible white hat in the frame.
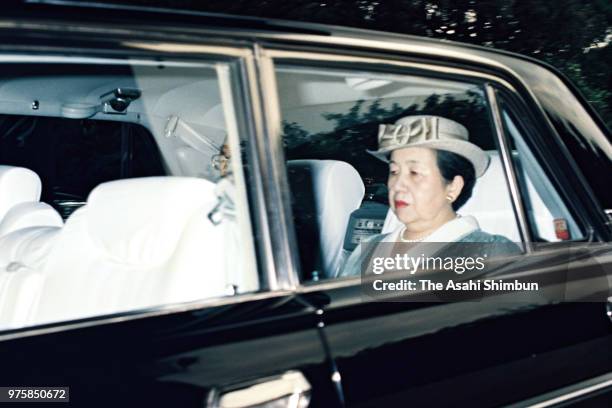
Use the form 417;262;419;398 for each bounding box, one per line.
368;115;490;177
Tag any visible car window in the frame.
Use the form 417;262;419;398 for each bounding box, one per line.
499;105;586;242
0;115;165;219
275;65;524;282
0;58;259;330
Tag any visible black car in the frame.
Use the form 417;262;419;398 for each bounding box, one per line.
0;1;610;407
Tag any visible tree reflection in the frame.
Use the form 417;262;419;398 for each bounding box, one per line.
283;91;489;185
123;0;611;130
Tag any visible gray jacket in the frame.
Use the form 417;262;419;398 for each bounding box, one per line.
337;229;520;278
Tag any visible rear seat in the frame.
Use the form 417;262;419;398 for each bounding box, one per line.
0;165;63;237
0;166;63;329
0;202;63;237
0;227;61;328
0;166;42;226
32;176;252;326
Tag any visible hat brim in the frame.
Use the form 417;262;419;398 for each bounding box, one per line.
367;140;490;177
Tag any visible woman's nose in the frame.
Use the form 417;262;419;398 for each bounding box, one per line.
389;173;409;191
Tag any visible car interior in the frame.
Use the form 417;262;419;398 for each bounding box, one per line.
0;59;258;329
276;66;584;280
0;59;584;330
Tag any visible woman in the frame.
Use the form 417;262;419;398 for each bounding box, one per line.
338;115;517;278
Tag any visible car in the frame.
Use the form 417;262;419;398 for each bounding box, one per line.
0;1;610;407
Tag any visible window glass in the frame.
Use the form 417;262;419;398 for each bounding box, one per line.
499;105;586;242
276;66;522;282
0;59;258;330
0;115;165;219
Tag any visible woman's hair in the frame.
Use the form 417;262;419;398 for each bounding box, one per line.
435;149;476;211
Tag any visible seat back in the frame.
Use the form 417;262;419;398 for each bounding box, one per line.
33;176;247;326
287;160;365;278
0;166;65;328
0;202;63;236
0;226;61;329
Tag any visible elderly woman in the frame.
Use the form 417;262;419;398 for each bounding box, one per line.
338;115;516;278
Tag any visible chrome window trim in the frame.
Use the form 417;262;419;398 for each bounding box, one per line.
121;42;252;58
252;44;301;290
485;84;533;250
0;290;295;342
263;48;517;92
240;52;282;291
261;34;530;74
217;61;260;288
0;54;236;65
0;46;285;341
262;48;536;289
505;372;612;408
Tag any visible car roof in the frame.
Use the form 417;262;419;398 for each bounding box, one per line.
5;0;610;141
7;0;566;72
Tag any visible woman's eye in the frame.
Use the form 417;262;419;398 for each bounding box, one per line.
410;170;420;176
389;168;398;175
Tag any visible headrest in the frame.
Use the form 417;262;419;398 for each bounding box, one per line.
457;151;520;240
85;177;217;266
287;160;365;276
0;166;42;221
288;160;364;214
0;202;63;237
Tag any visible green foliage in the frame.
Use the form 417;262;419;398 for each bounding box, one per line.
117;0;611;129
283;91;489;183
282;121;311;150
321;99;405;130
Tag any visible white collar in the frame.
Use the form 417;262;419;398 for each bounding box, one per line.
387;215;480;243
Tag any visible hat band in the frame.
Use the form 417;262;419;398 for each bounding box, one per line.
378;116;439;149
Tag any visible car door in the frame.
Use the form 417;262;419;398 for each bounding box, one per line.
0;18;340;408
262;45;612;407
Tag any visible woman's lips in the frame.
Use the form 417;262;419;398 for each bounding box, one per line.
394;200;409;208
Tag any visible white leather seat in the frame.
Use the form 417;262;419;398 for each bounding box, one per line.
382;151;555;241
0;166;42;226
457;151;522;240
0;165;62;237
0;166;63;329
0;166;60;272
32;176;252;326
287;160;365;278
0;202;63;236
0;226;61;329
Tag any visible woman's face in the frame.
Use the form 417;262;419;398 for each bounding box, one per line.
388;147;459;227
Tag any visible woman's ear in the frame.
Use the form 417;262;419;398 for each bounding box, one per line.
447;175;465;202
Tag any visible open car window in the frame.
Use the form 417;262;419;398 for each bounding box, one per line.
275;65;530;282
277;66;521;280
275;63;592;284
0;57;259;330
